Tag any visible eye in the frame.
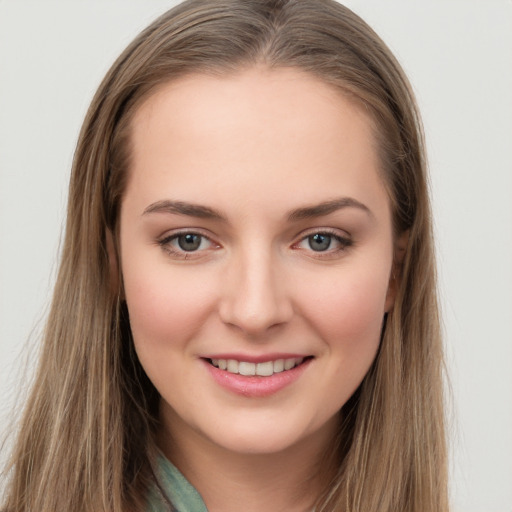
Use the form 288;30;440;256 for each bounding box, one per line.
175;233;204;251
294;230;352;255
307;233;333;252
158;231;218;258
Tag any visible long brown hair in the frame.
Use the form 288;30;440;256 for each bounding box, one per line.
1;1;448;510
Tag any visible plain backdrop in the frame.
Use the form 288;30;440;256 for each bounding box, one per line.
1;1;511;511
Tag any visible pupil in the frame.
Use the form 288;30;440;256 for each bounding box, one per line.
309;233;331;251
178;234;201;251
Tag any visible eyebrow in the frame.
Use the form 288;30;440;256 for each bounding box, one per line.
143;200;227;221
287;197;373;221
142;196;373;222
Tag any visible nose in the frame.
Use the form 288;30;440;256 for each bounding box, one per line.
218;246;293;337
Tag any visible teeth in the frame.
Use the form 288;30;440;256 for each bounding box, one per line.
210;357;305;376
227;359;239;373
256;361;274;376
273;359;284;373
238;362;256;376
284;358;296;370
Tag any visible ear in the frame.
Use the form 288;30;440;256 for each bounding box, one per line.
384;230;409;312
106;229;121;296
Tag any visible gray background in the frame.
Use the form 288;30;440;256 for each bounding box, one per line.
1;2;511;510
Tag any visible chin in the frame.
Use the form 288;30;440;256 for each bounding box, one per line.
197;411;338;457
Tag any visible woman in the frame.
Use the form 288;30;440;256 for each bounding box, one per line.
1;0;448;510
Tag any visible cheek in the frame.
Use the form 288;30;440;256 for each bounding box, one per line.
296;264;390;351
122;264;218;397
300;266;390;406
122;262;214;347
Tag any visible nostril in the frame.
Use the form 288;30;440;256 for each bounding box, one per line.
219;296;294;335
217;260;293;334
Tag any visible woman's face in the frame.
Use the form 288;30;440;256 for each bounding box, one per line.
119;68;396;455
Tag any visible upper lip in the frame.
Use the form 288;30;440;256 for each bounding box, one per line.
201;353;311;363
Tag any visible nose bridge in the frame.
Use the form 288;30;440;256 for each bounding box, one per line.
219;240;292;335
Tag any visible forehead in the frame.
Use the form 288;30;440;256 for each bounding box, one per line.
132;67;376;147
125;67;389;220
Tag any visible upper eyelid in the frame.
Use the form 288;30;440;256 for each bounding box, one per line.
156;227;352;246
294;226;351;240
157;227;350;239
158;227;216;242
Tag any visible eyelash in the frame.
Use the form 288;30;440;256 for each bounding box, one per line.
157;228;353;260
157;230;218;259
293;228;353;257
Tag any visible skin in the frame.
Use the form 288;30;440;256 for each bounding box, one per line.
119;67;398;512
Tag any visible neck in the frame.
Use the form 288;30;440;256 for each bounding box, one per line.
157;411;339;512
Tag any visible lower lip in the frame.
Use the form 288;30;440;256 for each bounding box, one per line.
203;358;312;398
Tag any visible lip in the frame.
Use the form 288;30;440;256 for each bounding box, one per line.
202;355;312;398
201;352;308;364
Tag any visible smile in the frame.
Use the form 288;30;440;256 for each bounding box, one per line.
203;355;313;397
209;357;305;377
